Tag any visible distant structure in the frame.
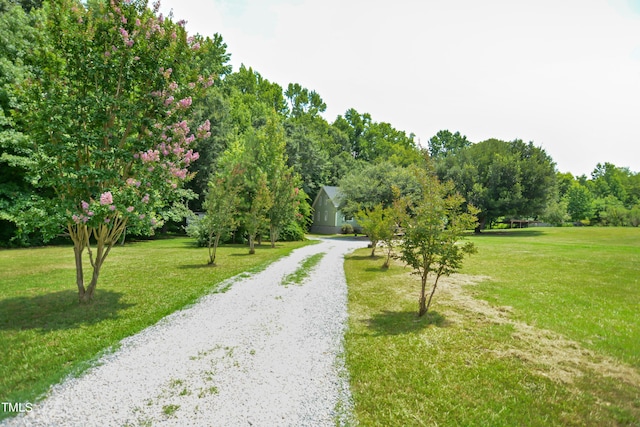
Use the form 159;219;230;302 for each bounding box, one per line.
310;186;359;234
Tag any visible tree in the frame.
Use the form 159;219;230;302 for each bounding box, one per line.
268;165;300;247
199;166;241;265
338;161;421;218
427;130;471;160
244;172;272;254
437;139;556;232
399;166;478;317
0;0;39;246
565;182;594;222
16;0;214;302
356;188;407;267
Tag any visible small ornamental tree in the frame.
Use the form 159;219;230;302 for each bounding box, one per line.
200;165;242;265
356;187;407;267
356;204;392;258
245;172;273;254
18;0;214;302
399;168;478;317
268;165;300;247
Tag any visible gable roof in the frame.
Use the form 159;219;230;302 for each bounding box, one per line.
312;185;343;209
323;186;341;207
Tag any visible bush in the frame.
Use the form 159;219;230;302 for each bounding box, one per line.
341;223;354;234
184;217;208;247
279;221;306;241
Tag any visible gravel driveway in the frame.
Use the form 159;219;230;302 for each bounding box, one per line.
4;237;365;427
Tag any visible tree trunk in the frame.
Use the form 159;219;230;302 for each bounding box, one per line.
208;234;220;266
73;240;86;302
475;216;487;234
269;224;277;248
418;273;428;317
248;234;255;254
370;240;378;257
383;248;392;269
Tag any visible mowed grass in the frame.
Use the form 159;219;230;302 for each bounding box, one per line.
0;237;312;418
344;227;640;426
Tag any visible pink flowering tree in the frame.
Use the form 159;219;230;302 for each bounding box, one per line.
18;0;214;302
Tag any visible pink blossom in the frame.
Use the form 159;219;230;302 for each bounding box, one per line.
163;68;173;79
168;82;178;91
104;218;111;223
87;211;94;217
135;18;141;26
197;120;211;138
72;214;80;224
142;194;150;204
121;16;127;24
125;39;134;47
191;42;200;51
109;205;116;211
171;183;177;189
81;200;90;211
127;206;135;212
119;27;129;38
139;214;146;220
100;191;113;205
177;97;192;109
164;96;174;106
140;149;160;163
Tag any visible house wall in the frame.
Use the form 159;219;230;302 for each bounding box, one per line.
309;188;360;234
312;191;338;227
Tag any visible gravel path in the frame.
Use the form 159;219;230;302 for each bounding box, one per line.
4;237;365;427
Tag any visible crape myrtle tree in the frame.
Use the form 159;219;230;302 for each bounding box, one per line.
356;187;407;267
199;164;242;265
17;0;214;302
399;165;478;317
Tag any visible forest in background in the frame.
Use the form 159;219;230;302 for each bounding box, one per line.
1;0;639;248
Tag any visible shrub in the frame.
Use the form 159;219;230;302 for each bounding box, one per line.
341;223;354;234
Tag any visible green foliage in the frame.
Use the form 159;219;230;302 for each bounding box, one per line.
340;223;354;234
427;129;471;159
339;161;421;218
398;168;478;316
198;165;242;265
565;181;594;222
436;138;556;231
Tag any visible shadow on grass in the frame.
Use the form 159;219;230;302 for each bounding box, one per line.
178;263;217;269
347;254;382;262
473;229;546;238
365;310;447;336
0;289;134;331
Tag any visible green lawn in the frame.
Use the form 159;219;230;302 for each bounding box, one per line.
344;227;640;426
0;237;312;419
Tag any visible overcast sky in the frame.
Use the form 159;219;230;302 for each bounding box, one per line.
160;0;640;176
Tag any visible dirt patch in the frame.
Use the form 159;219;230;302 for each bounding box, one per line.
436;274;640;387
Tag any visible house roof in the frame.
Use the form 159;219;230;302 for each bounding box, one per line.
312;185;343;209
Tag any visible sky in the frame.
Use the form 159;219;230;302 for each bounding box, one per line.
160;0;640;176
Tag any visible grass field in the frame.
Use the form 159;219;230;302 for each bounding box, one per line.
344;227;640;426
0;237;312;420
